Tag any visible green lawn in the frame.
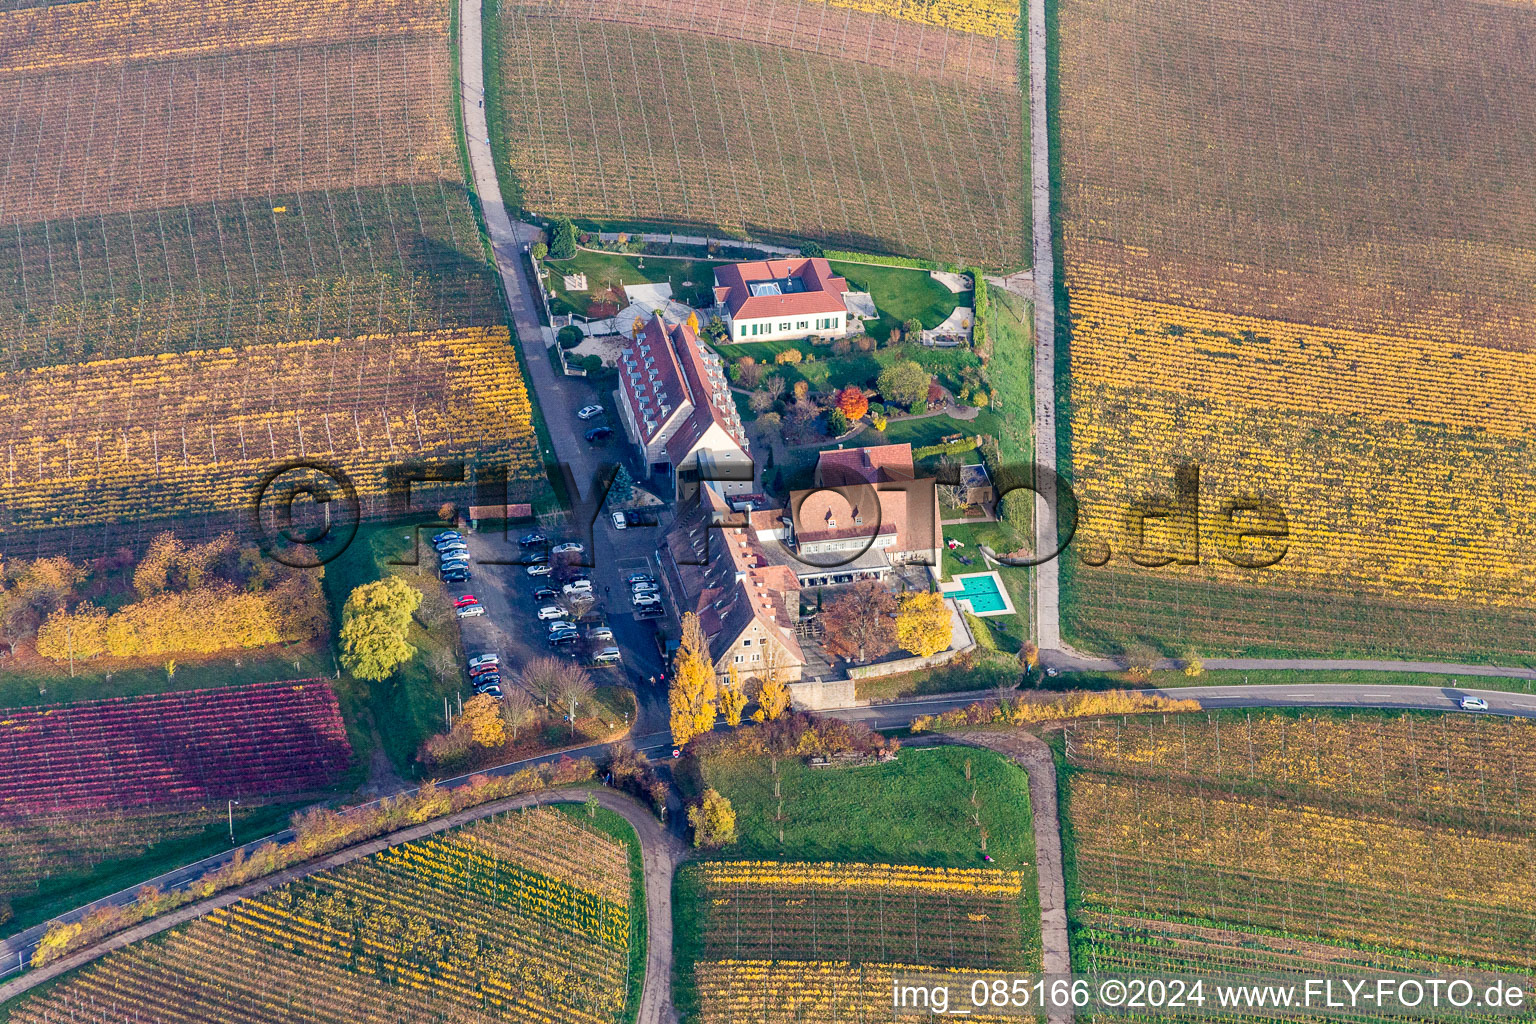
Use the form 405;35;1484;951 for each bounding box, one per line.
829;260;966;341
543;249;724;318
696;745;1034;868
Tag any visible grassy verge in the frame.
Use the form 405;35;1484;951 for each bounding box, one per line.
0;799;309;941
0;645;333;711
553;803;647;1024
1055;666;1536;695
852;650;1020;703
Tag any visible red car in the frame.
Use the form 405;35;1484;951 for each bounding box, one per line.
452;595;479;608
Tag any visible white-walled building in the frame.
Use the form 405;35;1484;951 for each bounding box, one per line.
616;313;753;499
712;257;855;342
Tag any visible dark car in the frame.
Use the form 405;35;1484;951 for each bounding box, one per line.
519;531;548;547
532;585;558;602
584;426;613;443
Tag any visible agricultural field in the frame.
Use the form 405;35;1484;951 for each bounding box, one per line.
681;860;1029;1023
6;806;638;1023
0;0;533;545
676;745;1039;1020
0;327;543;548
1055;0;1536;659
493;0;1025;267
0;680;350;908
1063;711;1536;1000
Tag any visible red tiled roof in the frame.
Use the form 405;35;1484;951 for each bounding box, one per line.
714;257;849;320
815;443;916;485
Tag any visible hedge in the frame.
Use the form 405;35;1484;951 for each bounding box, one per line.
913;436;981;459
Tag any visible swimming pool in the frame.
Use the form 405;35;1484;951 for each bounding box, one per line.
939;571;1016;617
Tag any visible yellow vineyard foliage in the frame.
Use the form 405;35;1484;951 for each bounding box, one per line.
703;860;1024;896
1067;286;1536;606
811;0;1018;37
0;328;541;532
0;0;447;75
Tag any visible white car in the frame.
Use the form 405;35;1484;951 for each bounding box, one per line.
577;404;604;420
611;511;627;530
456;605;485;618
526;563;553;576
563;580;593;596
536;605;565;621
551;542;584;555
468;653;499;669
1460;697;1490;711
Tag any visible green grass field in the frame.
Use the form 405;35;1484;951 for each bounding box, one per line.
696;745;1033;868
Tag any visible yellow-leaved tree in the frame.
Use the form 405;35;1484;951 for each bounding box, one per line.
460;693;506;748
895;591;952;658
688;788;737;848
669;612;717;746
719;662;748;728
752;646;790;723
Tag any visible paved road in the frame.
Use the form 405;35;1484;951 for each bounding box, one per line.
1025;0;1061;652
0;788;688;1020
458;0;606;502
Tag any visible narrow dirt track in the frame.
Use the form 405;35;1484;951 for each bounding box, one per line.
0;788;690;1023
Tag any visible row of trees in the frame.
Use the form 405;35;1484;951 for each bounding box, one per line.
420;656;598;768
18;533;326;668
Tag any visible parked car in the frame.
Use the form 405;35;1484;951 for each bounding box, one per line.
591;647;622;666
1461;697;1490;711
577;404;604;420
545;620;577;634
456;605;485;618
536;605;566;621
532;586;558;602
526;563;552;576
433;531;461;543
586;626;614;642
551;541;583;555
519;531;548;547
611;511;627;530
468;653;499;669
584;426;613;443
452;595;479;608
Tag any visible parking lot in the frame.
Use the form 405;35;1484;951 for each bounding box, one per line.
428;501;677;720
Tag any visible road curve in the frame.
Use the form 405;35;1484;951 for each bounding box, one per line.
0;788;688;1022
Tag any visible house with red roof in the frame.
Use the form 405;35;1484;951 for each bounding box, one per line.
665;487;806;687
617;313;753;499
712;257;855;342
